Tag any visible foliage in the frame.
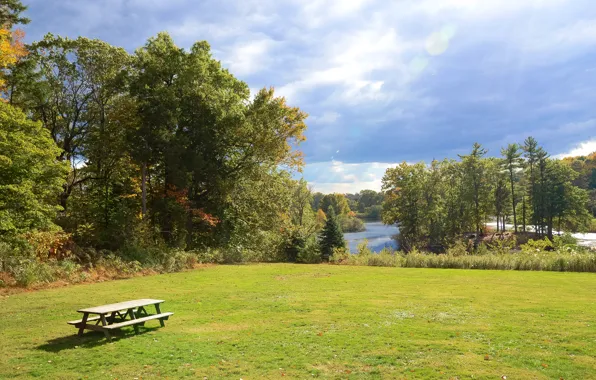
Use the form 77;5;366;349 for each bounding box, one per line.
319;193;351;215
295;236;322;264
319;209;345;260
339;215;366;232
0;102;68;240
0;27;26;91
0;0;29;27
382;140;592;252
3;27;311;269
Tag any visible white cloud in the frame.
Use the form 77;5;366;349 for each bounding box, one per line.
555;139;596;158
304;160;401;193
224;37;276;76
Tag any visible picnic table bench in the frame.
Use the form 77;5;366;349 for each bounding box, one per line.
68;299;173;342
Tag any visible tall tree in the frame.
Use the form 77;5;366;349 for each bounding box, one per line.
10;34;131;210
0;102;68;239
130;33;307;249
501;143;523;232
523;137;539;231
459;143;489;235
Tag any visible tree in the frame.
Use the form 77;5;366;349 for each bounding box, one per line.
0;0;29;27
311;192;324;211
492;161;510;233
319;208;345;260
357;190;384;212
130;33;307;250
382;162;427;251
459;143;490;235
10;34;131;211
501;143;523;232
0;102;68;239
320;193;350;215
0;0;27;95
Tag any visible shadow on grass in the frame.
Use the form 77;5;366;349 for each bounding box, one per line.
37;326;160;352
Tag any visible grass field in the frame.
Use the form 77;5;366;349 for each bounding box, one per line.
1;264;595;379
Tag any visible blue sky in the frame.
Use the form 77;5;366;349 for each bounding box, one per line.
23;0;596;193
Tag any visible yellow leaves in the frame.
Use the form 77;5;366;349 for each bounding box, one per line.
0;27;27;92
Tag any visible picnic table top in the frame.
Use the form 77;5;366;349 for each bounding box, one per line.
78;299;164;314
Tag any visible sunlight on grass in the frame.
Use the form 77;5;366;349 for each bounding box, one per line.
0;264;594;379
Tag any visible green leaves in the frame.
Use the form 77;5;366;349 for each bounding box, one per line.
0;102;67;239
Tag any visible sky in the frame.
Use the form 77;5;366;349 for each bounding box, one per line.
22;0;596;193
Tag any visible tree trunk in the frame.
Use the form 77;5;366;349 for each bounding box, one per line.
547;217;553;240
141;162;147;218
522;196;526;233
510;170;517;233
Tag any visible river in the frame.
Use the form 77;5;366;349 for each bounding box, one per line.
344;221;398;253
344;222;596;253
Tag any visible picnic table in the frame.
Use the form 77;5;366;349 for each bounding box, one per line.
67;299;173;341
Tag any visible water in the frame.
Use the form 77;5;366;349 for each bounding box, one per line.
344;222;596;253
486;222;596;248
344;222;398;253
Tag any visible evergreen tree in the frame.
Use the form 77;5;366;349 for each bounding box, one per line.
319;208;345;261
501;143;523;232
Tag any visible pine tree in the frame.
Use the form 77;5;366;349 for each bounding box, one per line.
319;208;345;261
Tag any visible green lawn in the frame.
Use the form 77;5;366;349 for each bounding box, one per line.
1;265;595;379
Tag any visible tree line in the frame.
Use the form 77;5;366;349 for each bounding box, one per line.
381;140;594;252
1;1;328;265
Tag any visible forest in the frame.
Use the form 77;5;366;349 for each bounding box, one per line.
382;141;596;252
0;0;331;283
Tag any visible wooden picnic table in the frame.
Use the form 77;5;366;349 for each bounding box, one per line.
68;299;173;341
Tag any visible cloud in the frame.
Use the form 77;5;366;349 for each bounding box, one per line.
22;0;596;166
303;160;401;193
555;138;596;158
224;37;277;76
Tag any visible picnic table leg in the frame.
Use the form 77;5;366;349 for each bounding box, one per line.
128;308;140;335
155;303;165;327
100;314;112;342
136;306;147;326
78;313;89;337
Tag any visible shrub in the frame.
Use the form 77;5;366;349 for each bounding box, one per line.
521;238;554;252
11;260;56;287
446;241;469;256
552;232;578;248
329;247;350;264
367;248;402;267
296;238;322;264
23;230;73;261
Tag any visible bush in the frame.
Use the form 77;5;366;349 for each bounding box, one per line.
446;241;469;256
329;247;350;264
11;260;56;287
553;232;578;248
521;238;554;252
366;248;402;267
356;239;373;257
23;230;73;261
296;238;322;264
